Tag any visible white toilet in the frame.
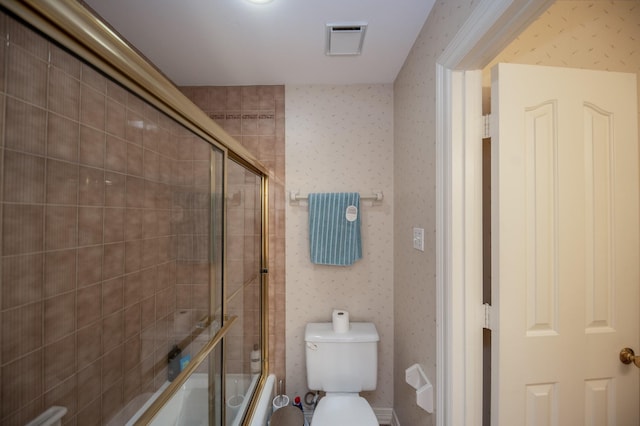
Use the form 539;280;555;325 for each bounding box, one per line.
305;322;379;426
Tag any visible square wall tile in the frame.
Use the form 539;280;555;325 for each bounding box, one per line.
46;113;79;162
106;98;126;139
81;63;106;93
77;322;101;370
76;397;101;426
78;207;104;246
45;205;77;251
103;243;124;280
101;378;124;425
1;302;42;364
105;135;127;173
46;159;79;205
80;125;105;168
125;110;143;145
5;97;47;156
80;84;105;130
124;304;141;339
102;311;124;353
3;204;44;255
44;374;77;420
44;292;75;345
1;252;43;309
77;284;101;329
107;80;127;104
77;246;103;287
1;350;43;419
105;172;126;208
102;346;123;390
77;361;101;411
44;249;76;297
48;65;80;121
7;45;48;108
49;43;80;78
44;334;75;391
3;150;45;203
126;143;143;176
6;15;48;59
102;276;123;316
78;166;105;206
104;208;125;243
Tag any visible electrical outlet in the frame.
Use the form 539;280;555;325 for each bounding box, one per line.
413;227;424;251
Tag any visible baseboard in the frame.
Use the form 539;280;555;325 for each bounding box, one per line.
373;407;394;425
390;409;401;426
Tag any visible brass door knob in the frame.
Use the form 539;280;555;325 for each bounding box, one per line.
619;348;640;368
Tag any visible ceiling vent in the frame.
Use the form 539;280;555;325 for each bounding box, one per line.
325;22;367;56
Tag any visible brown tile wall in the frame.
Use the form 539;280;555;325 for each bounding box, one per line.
180;85;286;383
0;12;212;425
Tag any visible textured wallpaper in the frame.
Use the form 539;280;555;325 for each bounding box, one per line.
485;1;640;112
284;84;394;409
280;1;640;425
393;1;479;425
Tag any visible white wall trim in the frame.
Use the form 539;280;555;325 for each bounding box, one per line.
391;409;401;426
373;407;394;424
435;61;450;426
462;70;484;424
435;1;555;425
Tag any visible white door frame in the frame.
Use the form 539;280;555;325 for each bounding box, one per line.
435;1;555;425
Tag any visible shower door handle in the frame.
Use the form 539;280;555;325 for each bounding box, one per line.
619;348;640;368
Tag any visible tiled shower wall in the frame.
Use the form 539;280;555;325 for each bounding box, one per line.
179;86;286;382
0;12;212;425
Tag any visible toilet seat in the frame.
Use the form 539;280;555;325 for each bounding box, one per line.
310;394;378;426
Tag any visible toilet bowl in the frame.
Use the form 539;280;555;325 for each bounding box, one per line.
305;322;380;426
311;394;377;426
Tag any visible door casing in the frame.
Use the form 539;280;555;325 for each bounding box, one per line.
435;1;555;425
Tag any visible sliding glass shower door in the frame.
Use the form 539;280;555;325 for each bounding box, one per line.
127;148;266;426
223;159;264;426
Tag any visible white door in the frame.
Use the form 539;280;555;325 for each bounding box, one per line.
491;63;639;425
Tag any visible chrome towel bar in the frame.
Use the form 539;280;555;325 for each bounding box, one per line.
289;190;383;202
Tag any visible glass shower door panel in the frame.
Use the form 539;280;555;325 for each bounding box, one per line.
224;159;263;425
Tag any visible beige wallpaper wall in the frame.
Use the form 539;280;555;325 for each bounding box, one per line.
394;1;640;424
284;84;394;409
393;1;480;425
484;1;640;127
177;1;640;424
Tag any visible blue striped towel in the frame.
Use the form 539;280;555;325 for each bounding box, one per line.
308;192;362;266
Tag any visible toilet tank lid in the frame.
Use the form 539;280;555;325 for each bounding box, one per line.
305;322;379;343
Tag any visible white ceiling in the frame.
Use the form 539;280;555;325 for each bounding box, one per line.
83;0;435;87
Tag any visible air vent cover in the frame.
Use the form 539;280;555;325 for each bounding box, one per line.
325;22;367;56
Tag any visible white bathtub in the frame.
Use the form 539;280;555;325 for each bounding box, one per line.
248;374;275;426
123;373;260;426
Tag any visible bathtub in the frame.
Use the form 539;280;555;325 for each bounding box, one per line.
123;373;261;426
247;374;275;426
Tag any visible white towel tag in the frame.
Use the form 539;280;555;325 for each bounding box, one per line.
345;205;358;222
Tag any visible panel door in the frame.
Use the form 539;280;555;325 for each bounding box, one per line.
491;63;639;425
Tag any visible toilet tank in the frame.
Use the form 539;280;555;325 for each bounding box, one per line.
305;322;379;392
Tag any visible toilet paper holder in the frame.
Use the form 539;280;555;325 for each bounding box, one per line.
405;363;433;413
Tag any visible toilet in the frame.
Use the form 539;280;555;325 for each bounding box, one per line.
305;322;379;426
